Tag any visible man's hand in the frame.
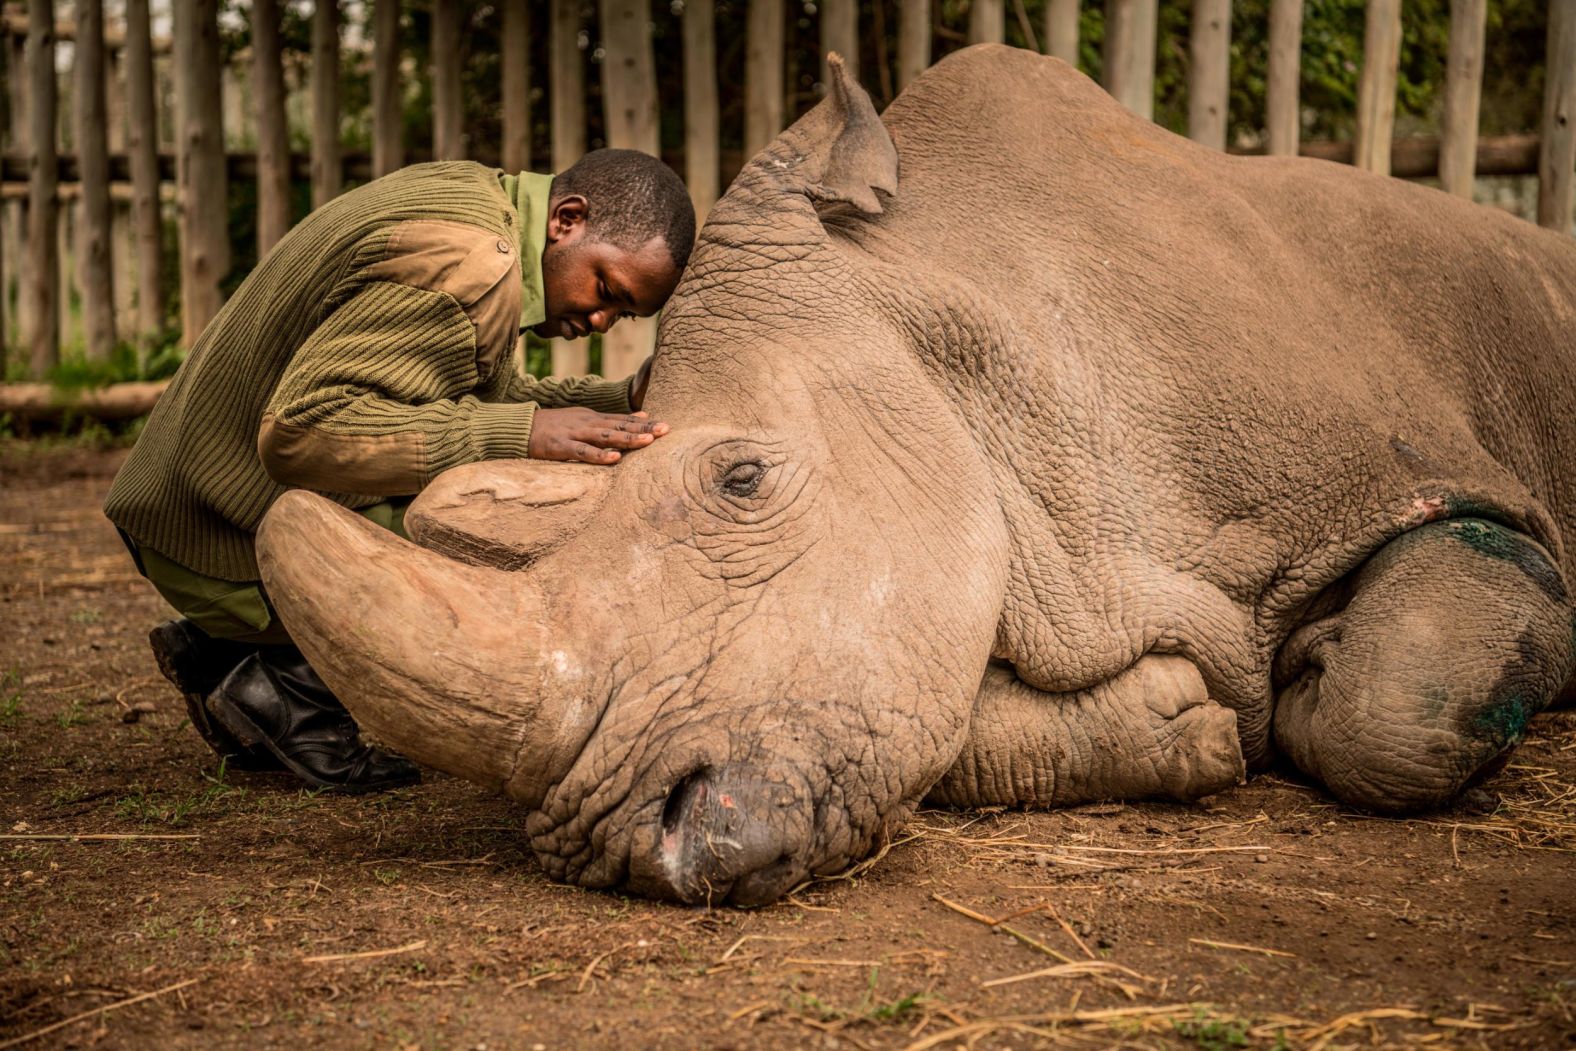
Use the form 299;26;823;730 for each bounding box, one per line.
630;356;654;411
528;407;669;465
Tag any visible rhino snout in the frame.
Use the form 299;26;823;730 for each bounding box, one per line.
628;764;816;906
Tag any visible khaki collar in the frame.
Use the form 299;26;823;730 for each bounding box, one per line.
499;171;554;331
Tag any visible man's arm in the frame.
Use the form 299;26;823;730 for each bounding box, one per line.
490;359;638;413
258;282;657;492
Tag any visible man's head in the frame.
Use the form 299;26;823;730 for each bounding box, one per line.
537;149;696;341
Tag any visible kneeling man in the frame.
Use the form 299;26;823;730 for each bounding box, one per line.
105;150;695;792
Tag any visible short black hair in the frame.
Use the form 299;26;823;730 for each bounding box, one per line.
550;149;696;274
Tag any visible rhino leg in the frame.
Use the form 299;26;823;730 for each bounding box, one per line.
1273;519;1575;813
927;654;1245;807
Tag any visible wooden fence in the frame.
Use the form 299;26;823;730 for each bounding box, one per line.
1;0;1573;391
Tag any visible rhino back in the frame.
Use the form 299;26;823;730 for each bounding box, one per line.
857;44;1576;743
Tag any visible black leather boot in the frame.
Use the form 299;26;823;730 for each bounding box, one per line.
206;647;420;793
148;619;280;771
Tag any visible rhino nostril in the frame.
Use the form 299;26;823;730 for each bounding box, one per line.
660;767;711;836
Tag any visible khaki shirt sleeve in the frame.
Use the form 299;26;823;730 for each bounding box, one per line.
487;363;636;415
258;281;536;496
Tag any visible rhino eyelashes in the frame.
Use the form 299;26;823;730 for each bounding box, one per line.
720;460;765;497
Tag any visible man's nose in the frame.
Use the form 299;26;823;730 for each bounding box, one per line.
589;310;615;334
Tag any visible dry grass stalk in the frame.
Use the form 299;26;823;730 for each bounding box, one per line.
0;977;204;1050
1044;902;1096;959
931;894;1152;999
1188;937;1297;958
979;960;1151;989
302;939;427;964
904;999;1542;1051
575;942;632;993
0;833;200;841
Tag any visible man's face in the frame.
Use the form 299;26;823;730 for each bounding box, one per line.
537;195;681;341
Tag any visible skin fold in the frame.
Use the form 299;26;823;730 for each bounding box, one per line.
256;46;1576;905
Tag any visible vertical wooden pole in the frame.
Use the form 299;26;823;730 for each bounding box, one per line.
57;48;79;358
372;0;403;177
1438;0;1486;198
254;0;291;254
898;0;929;89
1103;0;1156;119
125;0;163;341
58;200;75;355
1265;0;1301;156
502;0;531;172
1538;0;1576;232
502;0;529;375
432;0;464;160
26;0;59;376
222;62;249;149
173;0;229;346
551;0;586;168
1354;0;1401;176
1187;0;1229;149
550;0;587;377
822;0;858;82
6;31;28;354
969;0;1003;44
744;0;785;158
1045;0;1078;64
75;0;116;360
107;50;134;341
599;0;660;381
311;0;341;207
684;0;719;223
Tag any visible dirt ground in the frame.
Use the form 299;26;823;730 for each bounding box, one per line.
2;443;1573;1050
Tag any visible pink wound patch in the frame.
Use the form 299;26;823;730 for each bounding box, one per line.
1404;496;1449;527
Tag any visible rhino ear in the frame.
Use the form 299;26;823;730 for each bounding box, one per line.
761;52;898;215
405;460;613;570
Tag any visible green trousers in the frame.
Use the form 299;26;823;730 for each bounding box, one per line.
121;500;409;646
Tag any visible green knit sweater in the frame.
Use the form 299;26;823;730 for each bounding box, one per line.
105;161;632;582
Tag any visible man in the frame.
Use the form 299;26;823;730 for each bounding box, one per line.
104;149;696;793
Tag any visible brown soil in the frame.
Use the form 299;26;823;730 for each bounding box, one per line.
2;444;1573;1050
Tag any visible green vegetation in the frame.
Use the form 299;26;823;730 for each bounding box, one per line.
787;966;933;1026
115;759;246;827
0;668;23;726
1173;1007;1253;1050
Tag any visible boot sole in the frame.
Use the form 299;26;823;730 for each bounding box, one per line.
207;692;419;795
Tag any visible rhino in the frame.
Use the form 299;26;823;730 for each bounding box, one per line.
255;45;1576;906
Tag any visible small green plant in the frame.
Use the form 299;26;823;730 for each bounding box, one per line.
1173;1008;1251;1051
786;969;934;1028
68;608;102;625
374;867;401;886
55;698;87;729
0;668;23;725
116;763;244;826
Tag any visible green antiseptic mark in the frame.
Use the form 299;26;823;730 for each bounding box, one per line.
1472;693;1535;746
1446;519;1568;604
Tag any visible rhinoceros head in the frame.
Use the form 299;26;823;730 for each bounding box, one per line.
256;57;1009;905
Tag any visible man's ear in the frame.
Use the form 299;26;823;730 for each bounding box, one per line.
546;195;588;245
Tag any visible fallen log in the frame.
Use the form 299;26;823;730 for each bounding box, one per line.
0;379;168;422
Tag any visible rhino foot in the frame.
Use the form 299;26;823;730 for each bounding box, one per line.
929;654;1245;808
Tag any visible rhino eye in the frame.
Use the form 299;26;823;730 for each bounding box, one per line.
720;461;765;497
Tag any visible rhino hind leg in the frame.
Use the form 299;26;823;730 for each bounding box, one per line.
927;654;1246;808
1273;519;1576;814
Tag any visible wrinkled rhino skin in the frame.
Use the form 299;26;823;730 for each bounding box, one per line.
257;46;1576;905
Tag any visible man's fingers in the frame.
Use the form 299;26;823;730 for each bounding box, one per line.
590;428;657;450
565;440;620;465
610;416;661;434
